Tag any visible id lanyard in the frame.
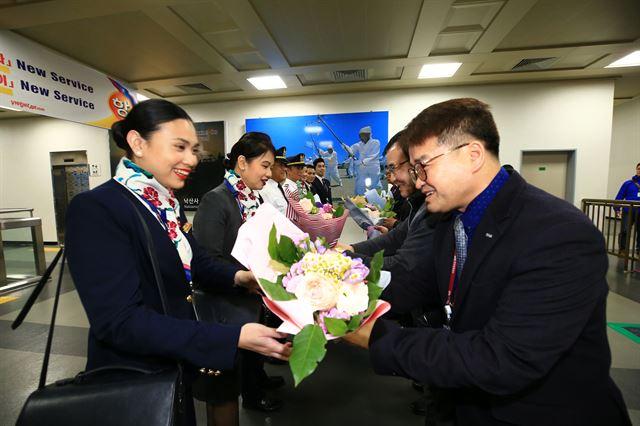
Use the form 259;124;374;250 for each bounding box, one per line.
444;252;458;328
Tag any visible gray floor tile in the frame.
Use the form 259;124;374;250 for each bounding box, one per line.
0;348;87;426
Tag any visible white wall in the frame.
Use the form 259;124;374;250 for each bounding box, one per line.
608;97;640;198
0;79;616;242
186;79;615;206
0;117;110;242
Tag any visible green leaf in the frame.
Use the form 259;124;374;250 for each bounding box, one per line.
324;317;348;337
259;277;296;301
347;314;364;331
332;205;345;218
367;250;384;285
289;324;327;387
268;225;279;261
366;250;384;302
278;235;298;265
364;299;378;317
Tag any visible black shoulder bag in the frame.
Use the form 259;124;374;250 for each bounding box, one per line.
13;198;189;426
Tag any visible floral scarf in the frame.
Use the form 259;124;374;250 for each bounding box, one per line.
224;169;261;222
113;158;193;283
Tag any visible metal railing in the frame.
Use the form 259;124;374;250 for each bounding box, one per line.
582;199;639;272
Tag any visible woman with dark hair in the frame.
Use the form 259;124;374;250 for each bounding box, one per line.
65;100;290;426
192;132;283;425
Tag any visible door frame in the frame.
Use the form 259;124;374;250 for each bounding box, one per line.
519;149;576;204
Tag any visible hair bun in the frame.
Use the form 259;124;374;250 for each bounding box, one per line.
222;156;233;170
111;120;129;150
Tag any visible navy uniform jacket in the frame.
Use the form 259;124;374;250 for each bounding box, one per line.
65;179;242;373
371;172;630;425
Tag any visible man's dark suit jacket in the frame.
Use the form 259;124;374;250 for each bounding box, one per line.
311;176;332;204
65;180;242;374
193;183;243;266
370;172;630;425
348;192;429;289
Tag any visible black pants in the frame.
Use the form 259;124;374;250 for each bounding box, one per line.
619;209;640;251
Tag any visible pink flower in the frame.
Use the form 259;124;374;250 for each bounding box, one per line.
167;221;178;240
142;187;161;207
321;203;333;213
294;273;340;311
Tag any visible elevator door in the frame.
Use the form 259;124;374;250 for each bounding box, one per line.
51;162;89;243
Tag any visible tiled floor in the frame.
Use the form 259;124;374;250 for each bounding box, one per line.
1;218;639;426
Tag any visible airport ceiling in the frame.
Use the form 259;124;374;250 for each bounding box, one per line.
0;0;639;120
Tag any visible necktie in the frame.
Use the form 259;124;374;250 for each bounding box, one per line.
277;183;289;204
453;215;468;280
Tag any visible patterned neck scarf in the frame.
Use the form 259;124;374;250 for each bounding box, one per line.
113;157;193;283
224;169;261;222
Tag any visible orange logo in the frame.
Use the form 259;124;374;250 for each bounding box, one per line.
108;91;132;119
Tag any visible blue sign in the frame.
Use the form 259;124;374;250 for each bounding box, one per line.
246;111;388;164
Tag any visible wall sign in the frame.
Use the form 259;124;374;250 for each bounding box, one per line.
0;30;136;128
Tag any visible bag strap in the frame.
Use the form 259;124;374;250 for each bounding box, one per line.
11;246;66;389
124;194;186;392
125;195;171;316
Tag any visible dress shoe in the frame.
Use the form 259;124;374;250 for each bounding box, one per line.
410;396;427;416
242;395;283;413
260;375;285;390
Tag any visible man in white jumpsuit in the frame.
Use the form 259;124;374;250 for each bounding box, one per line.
318;144;342;186
347;126;381;195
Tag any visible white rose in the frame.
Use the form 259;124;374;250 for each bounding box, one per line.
369;210;380;220
299;198;314;213
321;212;333;219
294;273;340;311
336;283;369;316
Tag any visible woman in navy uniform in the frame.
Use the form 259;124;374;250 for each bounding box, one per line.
65;100;290;426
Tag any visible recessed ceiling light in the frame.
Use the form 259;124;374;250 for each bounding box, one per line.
247;75;287;90
418;63;462;79
0;105;21;112
605;50;640;68
135;92;150;102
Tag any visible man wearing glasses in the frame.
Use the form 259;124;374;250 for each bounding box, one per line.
338;130;434;303
345;98;630;425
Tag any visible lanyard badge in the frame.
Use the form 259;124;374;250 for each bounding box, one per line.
444;252;457;329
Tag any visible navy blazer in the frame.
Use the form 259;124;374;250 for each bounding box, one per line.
65;179;242;372
192;183;242;266
310;176;332;204
370;172;630;425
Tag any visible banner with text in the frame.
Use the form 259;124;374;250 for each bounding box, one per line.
0;30;136;128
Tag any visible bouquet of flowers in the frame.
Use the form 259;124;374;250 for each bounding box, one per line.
231;204;390;386
289;190;349;246
345;190;396;231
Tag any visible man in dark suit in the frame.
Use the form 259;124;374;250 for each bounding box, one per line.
345;98;630;425
311;157;332;204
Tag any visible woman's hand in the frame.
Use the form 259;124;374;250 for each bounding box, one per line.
239;324;292;360
233;270;261;294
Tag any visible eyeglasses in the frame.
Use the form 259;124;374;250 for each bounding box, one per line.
409;143;469;183
385;160;409;175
